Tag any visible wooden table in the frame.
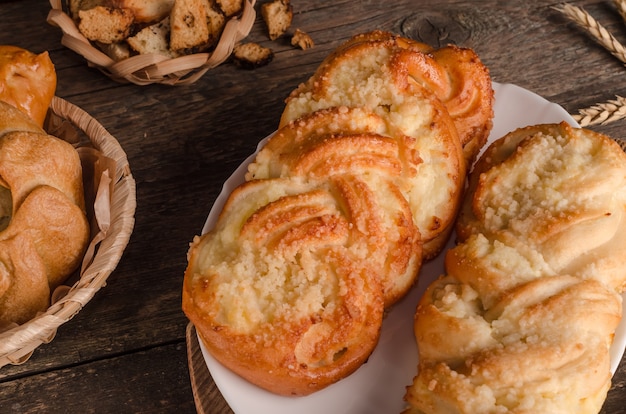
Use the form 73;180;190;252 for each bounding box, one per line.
0;0;625;412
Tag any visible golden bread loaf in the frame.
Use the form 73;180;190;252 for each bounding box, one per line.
404;122;626;413
0;45;56;127
183;31;493;397
183;178;385;396
0;101;89;328
281;30;494;165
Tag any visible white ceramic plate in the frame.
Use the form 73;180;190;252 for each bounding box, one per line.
198;82;626;414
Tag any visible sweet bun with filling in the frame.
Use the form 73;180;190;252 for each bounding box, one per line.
404;122;626;413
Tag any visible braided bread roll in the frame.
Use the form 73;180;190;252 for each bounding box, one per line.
404;123;626;413
183;177;385;395
0;101;89;328
281;30;494;166
248;106;436;306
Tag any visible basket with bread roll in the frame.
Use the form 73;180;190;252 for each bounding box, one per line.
0;45;136;367
46;0;257;85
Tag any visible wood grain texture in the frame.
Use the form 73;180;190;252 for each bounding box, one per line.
0;0;624;413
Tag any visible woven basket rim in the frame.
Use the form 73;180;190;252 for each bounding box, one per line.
47;0;257;86
0;96;137;368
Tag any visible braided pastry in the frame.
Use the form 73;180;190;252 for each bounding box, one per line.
279;31;493;257
248;106;445;306
404;122;626;413
183;177;385;395
0;101;89;328
281;30;494;165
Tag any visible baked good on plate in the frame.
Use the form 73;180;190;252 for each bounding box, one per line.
404;122;626;413
183;30;494;397
279;31;493;258
183;177;385;396
246;106;426;307
281;30;494;165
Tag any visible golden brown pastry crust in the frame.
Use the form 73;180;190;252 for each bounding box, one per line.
183;178;384;396
280;35;469;259
0;234;49;327
405;122;626;414
247;107;422;306
0;46;56;127
281;30;494;165
0;102;89;329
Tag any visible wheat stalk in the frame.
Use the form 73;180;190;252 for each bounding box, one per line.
554;3;626;65
573;96;626;126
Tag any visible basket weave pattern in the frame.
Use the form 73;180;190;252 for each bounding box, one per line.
0;97;136;367
47;0;257;85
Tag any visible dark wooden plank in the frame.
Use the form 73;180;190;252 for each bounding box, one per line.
0;342;195;414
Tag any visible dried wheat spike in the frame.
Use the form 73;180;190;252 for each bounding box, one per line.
554;3;626;65
573;95;626;126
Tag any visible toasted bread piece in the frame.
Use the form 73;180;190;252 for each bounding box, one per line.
232;42;274;69
215;0;242;17
291;28;314;50
169;0;210;52
127;16;177;57
206;2;226;48
68;0;104;20
78;6;134;44
262;0;292;40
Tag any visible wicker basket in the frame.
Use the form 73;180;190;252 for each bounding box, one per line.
0;97;136;368
47;0;256;86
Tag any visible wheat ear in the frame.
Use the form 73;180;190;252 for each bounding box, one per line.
573;96;626;126
555;3;626;65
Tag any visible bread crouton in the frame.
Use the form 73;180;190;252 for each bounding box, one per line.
127;16;178;57
206;3;226;48
261;0;292;40
232;42;274;69
78;6;134;44
215;0;243;17
68;0;104;21
291;28;314;50
169;0;210;52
